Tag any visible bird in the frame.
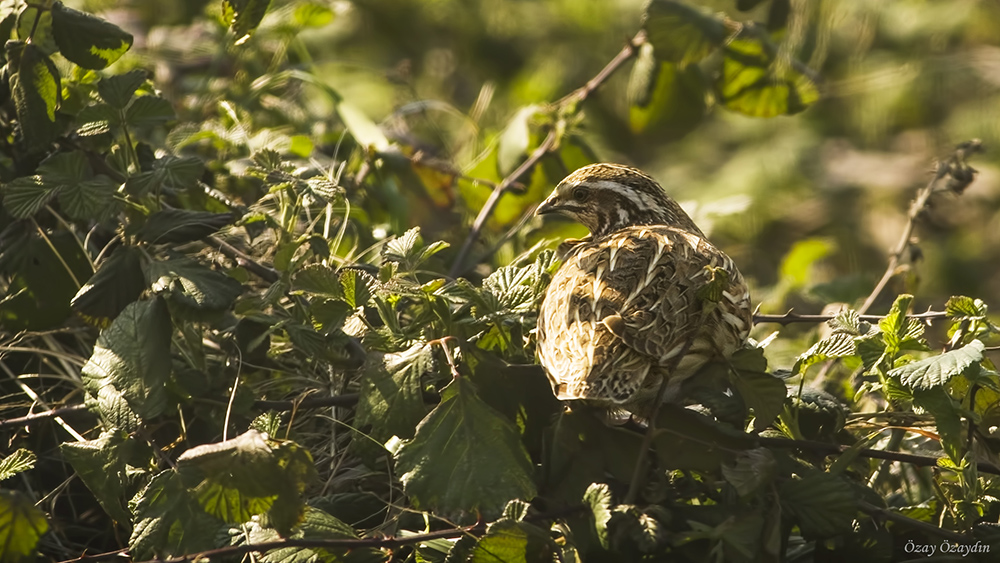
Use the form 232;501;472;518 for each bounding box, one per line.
535;163;752;418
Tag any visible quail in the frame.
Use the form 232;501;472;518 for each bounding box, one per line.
535;163;752;417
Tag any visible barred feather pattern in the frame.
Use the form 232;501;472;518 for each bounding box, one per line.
535;164;751;416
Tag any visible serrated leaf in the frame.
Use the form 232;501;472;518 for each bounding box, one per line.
890;340;985;390
148;256;243;312
71;245;146;328
137;208;233;245
1;175;57;218
0;489;50;562
497;106;536;177
0;449;35;481
223;0;272;45
643;0;733;66
336;101;389;151
76;102;117;136
384;226;423;265
792;332;857;375
584;483;613;549
293;264;343;298
729;348;786;431
97;69;147;109
236;506;382;563
58;175;118;220
340;269;375;308
722;448;777;498
395;377;537;517
828;309;864;335
716;34;818;117
61;430;133;525
912;387;964;464
129;471;223;560
946;295;988;320
125;95;174;128
82;297;172;420
51;1;133;70
354;343;432;463
9;42;61;151
469;520;553;563
177;430;316;534
779;471;856;538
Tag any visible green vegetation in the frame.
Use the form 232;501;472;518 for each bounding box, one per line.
1;0;999;561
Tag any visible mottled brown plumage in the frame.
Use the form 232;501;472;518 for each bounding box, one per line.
536;163;751;416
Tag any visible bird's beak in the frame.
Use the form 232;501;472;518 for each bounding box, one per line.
536;198;559;216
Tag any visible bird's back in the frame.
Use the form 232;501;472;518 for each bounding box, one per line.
537;224;751;413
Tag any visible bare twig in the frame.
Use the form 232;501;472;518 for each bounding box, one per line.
858;140;982;315
448;31;648;278
753;309;949;325
857;500;970;543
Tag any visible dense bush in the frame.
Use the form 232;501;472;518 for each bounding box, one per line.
1;0;999;561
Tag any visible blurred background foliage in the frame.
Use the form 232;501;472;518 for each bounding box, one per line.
92;0;1000;359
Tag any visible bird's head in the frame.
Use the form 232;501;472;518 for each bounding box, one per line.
535;163;702;238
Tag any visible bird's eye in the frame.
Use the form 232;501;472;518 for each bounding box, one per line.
572;187;588;202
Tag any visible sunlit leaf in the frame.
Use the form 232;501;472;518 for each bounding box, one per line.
469;519;554;563
16;5;55;54
336;101;389;151
51;1;133;70
716;34;818;117
497;106;537;177
9;41;61;151
584;483;613;549
82;297;172;420
395;377;537;517
890;340;984;390
792;332;856;375
340;268;375;308
946;295;988;321
222;0;272;45
0;449;35;482
0;489;49;562
627;44;706;135
293;2;334;28
61;430;133;524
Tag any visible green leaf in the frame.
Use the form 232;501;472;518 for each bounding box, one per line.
336;101;389;151
890;340;985;390
177;430;316;534
779;471;856;538
912;387;964;464
58;175;118;220
137;208;233;245
716;34;819;117
0;449;35;481
124;95;175;128
61;430;133;525
792;332;856;375
51;1;133;70
97;69;147;109
293;264;343;298
340;268;375;308
721;448;777;498
627;45;705;135
82;297;172;420
497;106;536;177
9;41;61;151
729;348;786;431
148;256;243;312
779;238;833;287
395;377;537;517
71;245;146;328
222;0;272;45
0;489;50;562
235;506;382;563
293;2;334;28
652;404;753;469
17;5;56;55
76;102;117;136
129;471;223;560
354;343;432;462
946;295;988;321
584;483;613;550
643;0;733;66
469;520;554;563
1;175;57;218
879;294;923;351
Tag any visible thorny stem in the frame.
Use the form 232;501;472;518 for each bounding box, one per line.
752;309;949;325
448;31;648;278
858;140;982;315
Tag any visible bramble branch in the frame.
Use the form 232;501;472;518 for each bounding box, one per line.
753;309;949;325
448;31;648;278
